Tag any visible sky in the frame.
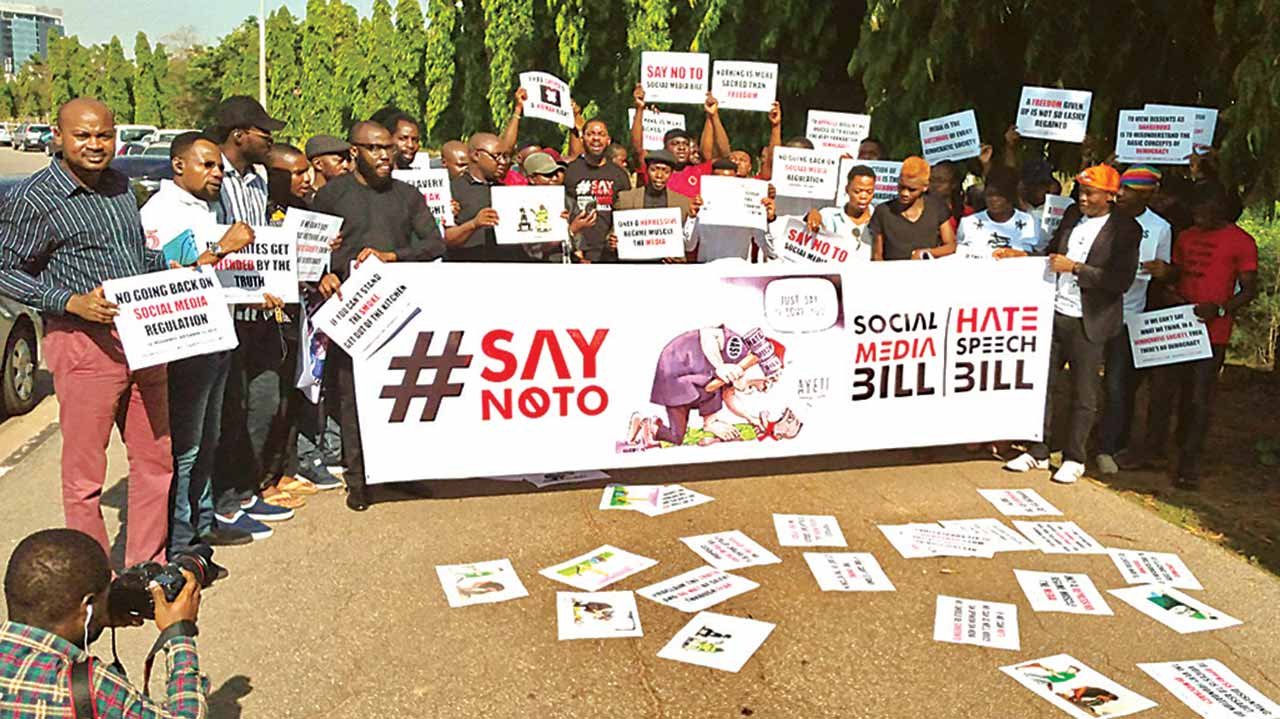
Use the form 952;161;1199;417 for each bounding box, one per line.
56;0;382;47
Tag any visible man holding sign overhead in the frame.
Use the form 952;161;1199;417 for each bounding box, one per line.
630;84;731;200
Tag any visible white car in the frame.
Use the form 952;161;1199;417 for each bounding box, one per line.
151;129;197;144
0;125;11;147
115;124;158;153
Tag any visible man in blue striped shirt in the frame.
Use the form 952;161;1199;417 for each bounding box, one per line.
0;98;173;566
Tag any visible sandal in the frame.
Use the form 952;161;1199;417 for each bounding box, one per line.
261;487;307;509
276;475;320;496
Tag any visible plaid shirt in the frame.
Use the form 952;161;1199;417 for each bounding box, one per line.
0;621;207;718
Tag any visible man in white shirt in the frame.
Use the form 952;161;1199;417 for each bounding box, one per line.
140;132;256;553
802;163;876;261
1096;165;1173;474
1005;165;1140;484
956;166;1039;259
691;161;777;262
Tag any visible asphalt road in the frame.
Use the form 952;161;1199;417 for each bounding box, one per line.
0;145;51;176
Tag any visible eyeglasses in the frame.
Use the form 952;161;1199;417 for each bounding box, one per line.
476;148;511;163
353;142;396;155
244;128;274;143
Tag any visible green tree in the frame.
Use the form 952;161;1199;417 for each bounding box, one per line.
359;0;398;119
391;0;426;118
0;82;16;120
482;0;533;128
98;36;134;123
133;32;164;126
266;7;303;140
549;0;586;86
299;0;341;138
332;1;369;127
455;0;488;135
422;0;457;141
14;59;50;120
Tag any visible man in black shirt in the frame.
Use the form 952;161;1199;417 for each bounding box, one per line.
564;118;631;262
313;121;445;510
445;132;520;262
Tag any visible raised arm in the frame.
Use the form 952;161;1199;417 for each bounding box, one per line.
704;93;730;160
564;101;586;162
499;88;526;153
759;102;782;181
630;83;648;164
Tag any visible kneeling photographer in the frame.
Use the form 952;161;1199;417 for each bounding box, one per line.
1;529;209;718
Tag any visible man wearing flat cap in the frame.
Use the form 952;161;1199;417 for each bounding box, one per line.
305;135;353;193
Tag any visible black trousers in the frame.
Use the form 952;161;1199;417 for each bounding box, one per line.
1031;313;1107;464
331;348;366;496
1098;325;1141;456
1143;345;1227;480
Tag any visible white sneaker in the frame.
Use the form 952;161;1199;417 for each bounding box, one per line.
1004;453;1050;473
1095;454;1119;475
1053;461;1086;484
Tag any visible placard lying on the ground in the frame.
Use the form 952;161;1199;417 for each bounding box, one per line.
773;514;846;547
807;110;872;153
435;559;529;608
1108;549;1202;591
1145;103;1218;149
599;484;662;513
804;552;894;592
770;147;842;200
519;71;574;128
918;109;981;163
613;207;685;260
1137;660;1280;718
349;259;1056;483
628;108;687;152
641;51;710;105
1015;86;1093;143
880;523;994;558
680;530;780;570
978;488;1063;517
777;218;859;264
491;186;569;245
556;591;643;640
193;225;299;303
104;266;238;370
280;208;341;282
1002;654;1158;719
938;519;1037;553
539;545;657;591
1115;109;1194;164
710;60;777;112
1108;585;1241;634
310;257;420;362
697;176;769;229
637;566;758;613
645;485;715;516
487;469;610;488
1041;195;1074;238
933;595;1020;650
657;611;775;673
1126;305;1213;369
1014;570;1113;615
1013;520;1108;555
838;157;903;207
392;168;455;227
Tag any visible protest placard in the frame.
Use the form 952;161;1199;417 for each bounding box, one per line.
1002;654;1158;719
518;71;574;128
1138;660;1280;718
697;176;768;229
392;167;455;226
1015;86;1093;143
770;147;842;200
485;470;610;488
539;545;657;591
918;109;981;163
1115;109;1194;164
838;157;903;207
1126;305;1213;369
599;484;662;513
777;217;861;264
933;595;1020;650
879;523;994;558
309;257;420;361
640;485;715;516
1041;194;1074;237
1146;103;1218;149
773;514;846;547
491;186;570;244
193;225;299;303
938;519;1037;553
641;51;709;105
613;207;685;260
709;60;777;112
1109;585;1241;634
1108;549;1202;591
803;552;895;592
556;591;643;640
657;611;775;673
1014;570;1113;615
280;208;340;282
1013;520;1108;555
637;566;758;613
680;530;780;571
104;266;237;370
435;559;529;608
807;110;872;152
978;488;1063;516
627;108;687;151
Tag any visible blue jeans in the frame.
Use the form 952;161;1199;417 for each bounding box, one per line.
167;350;231;557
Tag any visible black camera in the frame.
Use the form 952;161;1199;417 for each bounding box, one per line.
108;545;216;620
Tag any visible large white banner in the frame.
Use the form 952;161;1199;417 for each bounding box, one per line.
351;260;1054;482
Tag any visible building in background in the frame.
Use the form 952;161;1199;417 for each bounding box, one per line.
1;3;62;78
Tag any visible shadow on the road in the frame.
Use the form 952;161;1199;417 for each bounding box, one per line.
209;675;253;719
102;475;129;569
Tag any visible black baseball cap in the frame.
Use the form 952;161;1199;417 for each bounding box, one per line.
214;96;285;132
646;149;678;168
663;128;694;144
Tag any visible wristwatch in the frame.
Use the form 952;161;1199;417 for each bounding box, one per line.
211;243;229;259
1216;305;1227;318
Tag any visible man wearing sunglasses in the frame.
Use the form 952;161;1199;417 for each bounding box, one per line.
445;132;522;262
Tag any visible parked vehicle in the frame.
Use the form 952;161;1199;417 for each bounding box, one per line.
141;142;172;158
109;156;174;203
118;142;148;156
151;129;197;144
0;125;11;147
20;124;50;152
115;124;158;153
41;128;57;156
0;177;44;416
